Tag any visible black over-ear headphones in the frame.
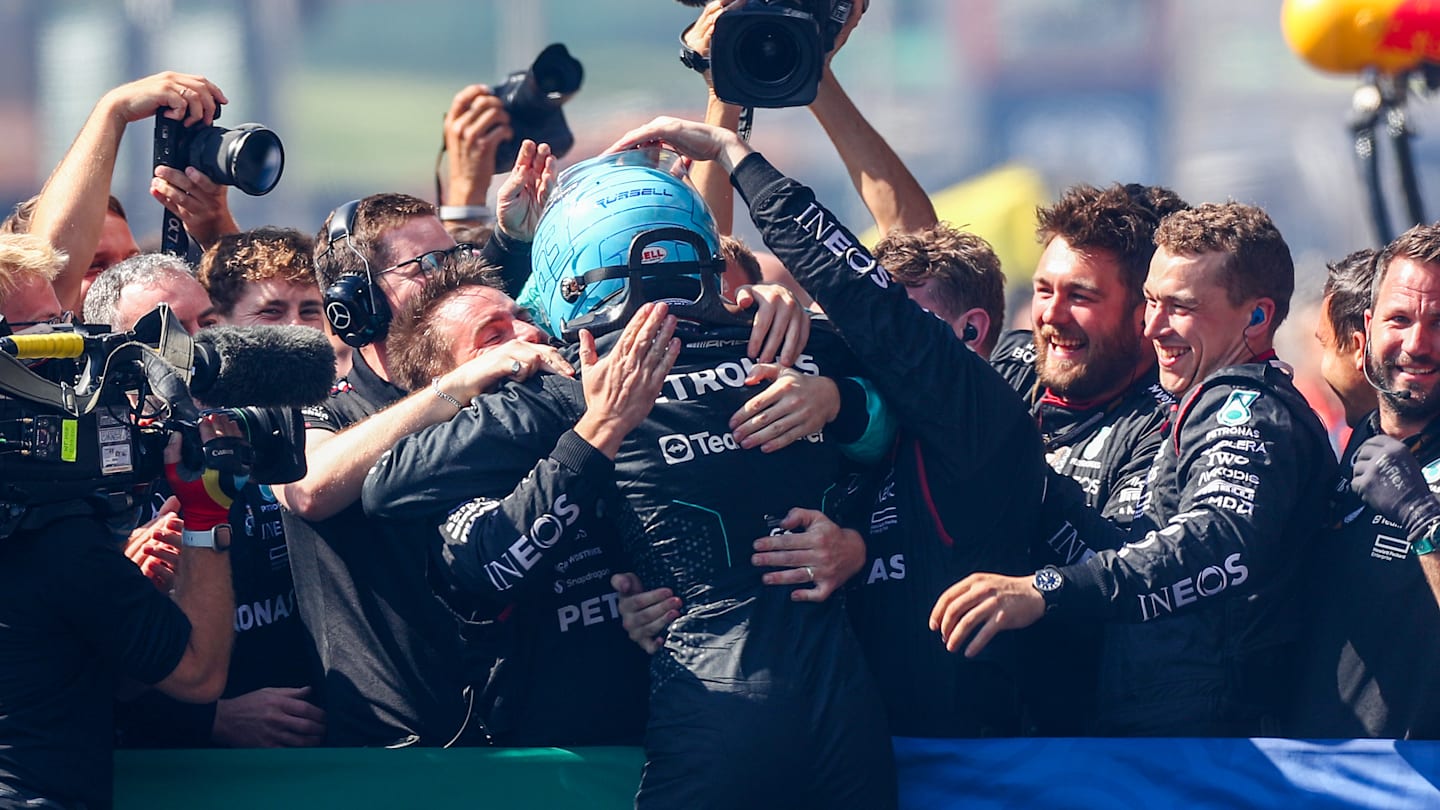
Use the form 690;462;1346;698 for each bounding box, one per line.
961;322;979;343
321;199;392;348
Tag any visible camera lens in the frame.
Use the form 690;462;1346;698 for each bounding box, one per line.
735;22;801;86
226;127;285;196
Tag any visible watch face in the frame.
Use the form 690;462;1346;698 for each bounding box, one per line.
1034;568;1063;593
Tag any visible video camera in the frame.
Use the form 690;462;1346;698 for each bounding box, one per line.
492;43;584;171
710;0;853;108
0;306;333;538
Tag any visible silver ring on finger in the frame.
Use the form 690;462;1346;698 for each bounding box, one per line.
804;565;815;583
509;360;523;376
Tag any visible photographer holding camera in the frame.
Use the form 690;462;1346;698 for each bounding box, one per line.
24;71;240;314
0;388;236;806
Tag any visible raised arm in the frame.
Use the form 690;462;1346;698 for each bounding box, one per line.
30;72;226;310
808;4;937;236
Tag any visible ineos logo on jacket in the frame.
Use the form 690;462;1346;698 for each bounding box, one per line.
443;494;583;592
791;202;890;288
1133;551;1250;621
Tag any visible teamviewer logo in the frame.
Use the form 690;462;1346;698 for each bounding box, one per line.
659;434;694;465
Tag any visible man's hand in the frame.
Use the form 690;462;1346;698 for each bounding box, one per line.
574;302;681;458
495;139;555;242
438;338;575;405
823;0;865;69
443;85;513;207
752;508;864;602
730;282;809;365
125;495;183;592
684;0;745;90
929;573;1045;657
150;166;239;250
212;686;326;748
1352;434;1440;540
731;366;838;452
605;117;753;175
166;413;246;531
612;573;681;655
102;71;227;127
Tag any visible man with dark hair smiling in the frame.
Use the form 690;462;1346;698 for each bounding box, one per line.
988;182;1186;733
1293;223;1440;738
937;202;1334;736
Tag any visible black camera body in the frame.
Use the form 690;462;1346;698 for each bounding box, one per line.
152;108;285;197
493;43;584;171
711;0;853;108
0;315;306;539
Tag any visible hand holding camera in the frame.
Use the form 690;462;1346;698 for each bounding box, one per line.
102;71;228;128
166;412;247;533
443;85;513;210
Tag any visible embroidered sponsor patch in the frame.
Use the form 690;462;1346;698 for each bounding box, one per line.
1217;389;1260;427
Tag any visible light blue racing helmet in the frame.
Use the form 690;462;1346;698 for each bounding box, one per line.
519;146;727;342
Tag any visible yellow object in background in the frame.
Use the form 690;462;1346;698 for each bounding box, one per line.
1282;0;1440;75
860;163;1049;286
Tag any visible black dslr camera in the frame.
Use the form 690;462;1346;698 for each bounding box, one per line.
710;0;854;108
492;43;584;171
153;107;285;197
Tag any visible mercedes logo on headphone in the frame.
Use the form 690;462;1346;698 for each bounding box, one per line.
326;301;353;330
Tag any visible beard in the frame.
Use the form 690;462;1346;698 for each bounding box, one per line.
1366;348;1440;423
1034;322;1146;402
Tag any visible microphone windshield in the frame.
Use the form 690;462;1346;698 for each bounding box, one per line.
190;326;336;407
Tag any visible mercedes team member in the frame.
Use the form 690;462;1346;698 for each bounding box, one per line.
364;151;894;809
936;202;1336;736
988;183;1186;733
604;119;1048;739
1292;223;1440;738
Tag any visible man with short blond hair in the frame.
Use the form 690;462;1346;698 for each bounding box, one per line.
0;234;67;326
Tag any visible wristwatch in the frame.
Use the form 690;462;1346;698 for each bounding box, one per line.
679;25;710;74
1413;519;1440;556
1032;566;1065;613
181;524;232;551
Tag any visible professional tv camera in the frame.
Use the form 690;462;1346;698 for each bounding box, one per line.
0;306;333;539
707;0;853;108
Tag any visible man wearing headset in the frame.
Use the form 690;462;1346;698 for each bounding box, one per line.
1292;223;1440;738
279;144;823;747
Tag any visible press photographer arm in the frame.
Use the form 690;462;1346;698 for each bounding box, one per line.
808;3;938;237
27;72;229;311
680;0;745;236
440;84;513;230
152;412;237;703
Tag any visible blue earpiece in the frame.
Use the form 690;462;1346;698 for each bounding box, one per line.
1249;307;1265;327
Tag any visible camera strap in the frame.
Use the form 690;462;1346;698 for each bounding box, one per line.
0;353;82;415
738;106;754;142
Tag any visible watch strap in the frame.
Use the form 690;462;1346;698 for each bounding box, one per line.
182;524;231;550
1414;518;1440;556
679;24;710;74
